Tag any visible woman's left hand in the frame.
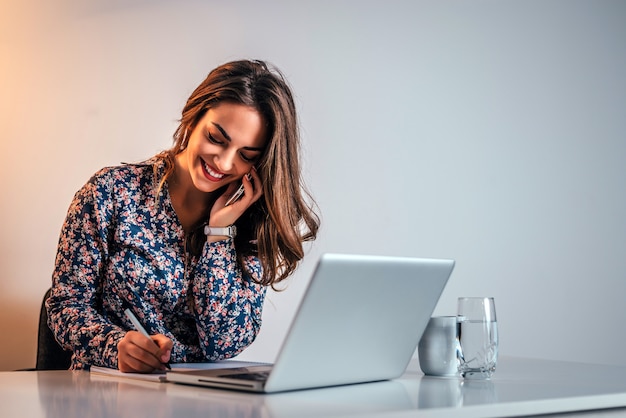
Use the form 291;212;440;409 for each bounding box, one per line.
208;167;263;238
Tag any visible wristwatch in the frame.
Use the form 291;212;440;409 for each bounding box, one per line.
204;224;237;238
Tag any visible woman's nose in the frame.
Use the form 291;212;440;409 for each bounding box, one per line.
215;149;236;172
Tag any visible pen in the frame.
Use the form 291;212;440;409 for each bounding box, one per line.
124;308;171;370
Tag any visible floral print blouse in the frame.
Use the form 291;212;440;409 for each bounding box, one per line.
46;157;266;370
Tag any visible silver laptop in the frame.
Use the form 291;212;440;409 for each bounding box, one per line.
166;253;454;393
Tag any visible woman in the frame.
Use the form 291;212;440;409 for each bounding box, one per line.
46;59;320;372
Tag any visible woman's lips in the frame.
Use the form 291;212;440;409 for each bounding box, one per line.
201;159;225;182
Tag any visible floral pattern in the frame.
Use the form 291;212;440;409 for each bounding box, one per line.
46;157;266;370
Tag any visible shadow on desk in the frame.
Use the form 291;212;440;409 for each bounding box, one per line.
35;371;414;418
165;379;414;418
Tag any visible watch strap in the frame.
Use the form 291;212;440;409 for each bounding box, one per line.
204;224;237;238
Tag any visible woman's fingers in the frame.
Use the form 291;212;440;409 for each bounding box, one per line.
246;166;263;203
117;331;171;373
152;334;173;364
210;169;264;227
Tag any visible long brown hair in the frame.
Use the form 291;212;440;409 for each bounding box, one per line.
158;59;319;288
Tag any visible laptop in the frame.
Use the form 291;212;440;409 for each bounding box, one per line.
166;253;455;393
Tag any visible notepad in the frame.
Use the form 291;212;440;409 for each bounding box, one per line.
90;361;269;383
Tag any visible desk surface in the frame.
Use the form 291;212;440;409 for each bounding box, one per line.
3;357;626;418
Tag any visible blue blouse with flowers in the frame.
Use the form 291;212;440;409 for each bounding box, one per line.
46;157;266;370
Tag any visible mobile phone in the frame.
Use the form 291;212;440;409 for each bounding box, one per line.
224;183;245;206
224;173;252;206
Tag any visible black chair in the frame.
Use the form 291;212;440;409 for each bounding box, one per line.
36;288;73;370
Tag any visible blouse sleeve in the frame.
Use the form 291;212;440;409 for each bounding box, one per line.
46;173;126;370
191;240;267;360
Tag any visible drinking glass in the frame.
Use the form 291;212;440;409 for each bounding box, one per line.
457;297;498;379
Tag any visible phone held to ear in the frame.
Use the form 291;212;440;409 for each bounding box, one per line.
224;173;252;206
224;183;245;206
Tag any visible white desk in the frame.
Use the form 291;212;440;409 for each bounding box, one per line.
3;357;626;418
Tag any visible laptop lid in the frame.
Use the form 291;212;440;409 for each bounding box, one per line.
167;253;454;393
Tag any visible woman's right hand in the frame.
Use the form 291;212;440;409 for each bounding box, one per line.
117;331;172;373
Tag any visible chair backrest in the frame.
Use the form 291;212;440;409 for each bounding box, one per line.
36;288;73;370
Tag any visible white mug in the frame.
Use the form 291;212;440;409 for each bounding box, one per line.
418;316;460;377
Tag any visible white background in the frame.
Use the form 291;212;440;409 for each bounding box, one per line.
1;0;624;370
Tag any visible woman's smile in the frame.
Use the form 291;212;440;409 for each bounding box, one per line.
201;159;226;182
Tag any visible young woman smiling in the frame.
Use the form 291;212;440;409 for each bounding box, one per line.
46;60;320;372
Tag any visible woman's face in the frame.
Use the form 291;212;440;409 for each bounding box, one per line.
182;102;267;193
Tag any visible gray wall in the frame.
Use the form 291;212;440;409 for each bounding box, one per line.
1;0;624;370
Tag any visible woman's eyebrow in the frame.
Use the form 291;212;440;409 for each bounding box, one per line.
211;121;264;152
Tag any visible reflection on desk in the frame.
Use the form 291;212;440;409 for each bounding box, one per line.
2;357;626;418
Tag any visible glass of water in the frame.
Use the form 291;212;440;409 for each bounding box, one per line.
457;297;498;379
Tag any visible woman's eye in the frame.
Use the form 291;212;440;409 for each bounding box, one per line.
206;131;223;145
240;153;257;163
